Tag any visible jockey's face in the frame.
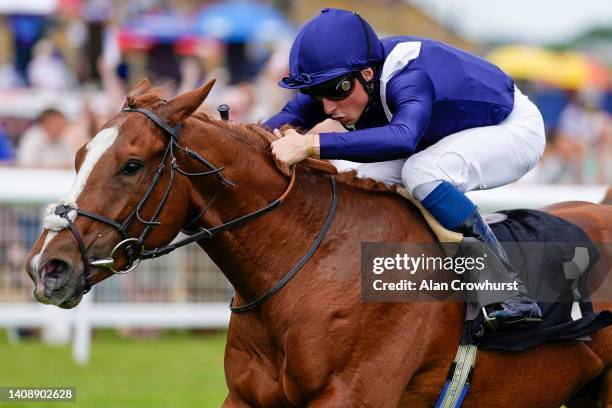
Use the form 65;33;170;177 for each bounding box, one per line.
321;68;374;126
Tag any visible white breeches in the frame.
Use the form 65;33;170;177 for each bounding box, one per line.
332;87;546;194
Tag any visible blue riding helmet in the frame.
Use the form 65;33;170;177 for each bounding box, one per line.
280;8;384;90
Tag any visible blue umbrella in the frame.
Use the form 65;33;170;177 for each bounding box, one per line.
193;0;294;43
123;12;193;44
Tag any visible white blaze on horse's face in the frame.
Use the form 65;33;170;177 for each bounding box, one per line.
68;126;120;203
29;231;57;279
29;126;120;274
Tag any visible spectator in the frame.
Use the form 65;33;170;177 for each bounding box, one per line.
602;88;612;115
8;14;46;83
0;62;24;90
16;109;73;169
27;39;76;91
530;85;567;138
0;126;14;165
538;91;609;183
0;19;23;89
595;110;612;183
602;77;612;115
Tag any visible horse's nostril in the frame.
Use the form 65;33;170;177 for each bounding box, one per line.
43;259;70;280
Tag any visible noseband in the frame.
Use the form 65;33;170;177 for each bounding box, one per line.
53;106;338;313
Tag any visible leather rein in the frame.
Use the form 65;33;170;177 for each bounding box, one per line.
52;106;338;313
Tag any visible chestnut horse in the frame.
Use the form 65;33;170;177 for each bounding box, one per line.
25;79;612;407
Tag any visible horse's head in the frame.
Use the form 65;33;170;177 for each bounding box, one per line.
25;78;220;308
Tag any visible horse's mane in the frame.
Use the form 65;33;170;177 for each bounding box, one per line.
334;171;393;192
192;111;393;193
191;112;393;192
131;90;392;193
192;111;270;150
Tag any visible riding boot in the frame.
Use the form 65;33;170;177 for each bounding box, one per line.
415;180;542;328
457;208;542;327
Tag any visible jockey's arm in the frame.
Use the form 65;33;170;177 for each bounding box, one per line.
264;92;327;131
308;118;347;134
318;68;434;163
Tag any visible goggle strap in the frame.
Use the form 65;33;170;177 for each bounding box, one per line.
354;71;374;97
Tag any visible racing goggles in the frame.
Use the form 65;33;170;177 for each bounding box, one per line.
300;73;356;101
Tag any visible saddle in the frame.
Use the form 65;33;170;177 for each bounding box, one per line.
466;209;612;351
396;187;612;351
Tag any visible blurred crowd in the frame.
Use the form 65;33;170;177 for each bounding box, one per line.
0;0;295;173
529;85;612;184
0;1;608;184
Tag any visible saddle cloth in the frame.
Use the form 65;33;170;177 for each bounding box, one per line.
463;209;612;351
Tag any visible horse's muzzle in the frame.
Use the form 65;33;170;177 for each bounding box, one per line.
41;259;71;291
32;257;82;307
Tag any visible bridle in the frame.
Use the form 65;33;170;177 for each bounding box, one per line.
53;105;338;313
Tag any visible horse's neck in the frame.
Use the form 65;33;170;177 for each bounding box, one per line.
204;170;334;302
180;118;434;309
182;120;334;301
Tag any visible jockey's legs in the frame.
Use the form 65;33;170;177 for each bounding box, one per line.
402;87;545;326
401;87;545;193
414;180;542;325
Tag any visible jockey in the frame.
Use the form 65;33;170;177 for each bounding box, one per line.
265;8;545;327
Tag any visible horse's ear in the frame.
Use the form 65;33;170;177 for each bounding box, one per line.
128;78;153;97
166;79;216;125
122;78;153;109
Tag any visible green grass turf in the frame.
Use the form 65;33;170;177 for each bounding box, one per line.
0;329;228;408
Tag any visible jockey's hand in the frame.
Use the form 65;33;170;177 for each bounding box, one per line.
271;129;319;165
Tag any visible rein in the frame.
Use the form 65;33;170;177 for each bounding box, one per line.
53;106;338;313
230;175;337;313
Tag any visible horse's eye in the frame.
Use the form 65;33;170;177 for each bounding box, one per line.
122;160;143;175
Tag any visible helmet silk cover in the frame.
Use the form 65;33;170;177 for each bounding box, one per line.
280;8;383;89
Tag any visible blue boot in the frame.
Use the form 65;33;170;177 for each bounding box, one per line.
418;181;542;328
458;208;542;327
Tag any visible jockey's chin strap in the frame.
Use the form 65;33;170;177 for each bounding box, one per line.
52;106;337;313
